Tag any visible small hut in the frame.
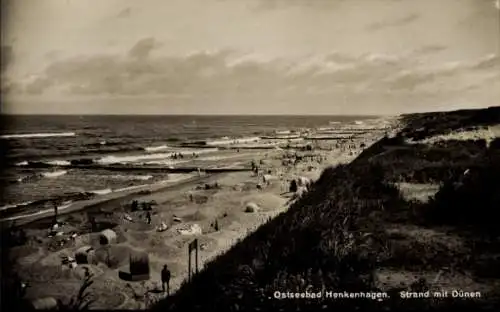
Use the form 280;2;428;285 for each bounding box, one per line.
30;297;58;310
75;246;95;264
99;229;117;245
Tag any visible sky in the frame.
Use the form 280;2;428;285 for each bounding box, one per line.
1;0;499;115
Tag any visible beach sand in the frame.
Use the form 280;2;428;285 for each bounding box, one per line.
4;120;392;309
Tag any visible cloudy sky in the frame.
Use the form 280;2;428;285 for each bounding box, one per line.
1;0;499;115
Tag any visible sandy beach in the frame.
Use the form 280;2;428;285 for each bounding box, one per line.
3;119;393;309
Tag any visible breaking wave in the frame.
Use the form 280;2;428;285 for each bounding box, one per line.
45;160;71;166
96;149;218;165
109;174;154;181
144;145;169;152
89;188;113;195
1;132;76;139
0;201;36;211
42;170;68;178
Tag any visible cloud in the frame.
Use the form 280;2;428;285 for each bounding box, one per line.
6;36;498;111
44;50;62;61
383;54;500;91
367;13;419;31
24;76;53;95
116;7;132;19
128;37;161;59
411;44;448;56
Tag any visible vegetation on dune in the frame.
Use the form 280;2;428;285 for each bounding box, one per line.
366;139;490;184
421;155;500;236
400;106;500;141
152;107;500;312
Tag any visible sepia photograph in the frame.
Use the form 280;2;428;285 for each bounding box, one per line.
1;0;499;311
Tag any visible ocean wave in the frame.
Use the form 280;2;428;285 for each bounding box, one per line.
16;161;29;166
96;148;218;165
113;184;149;193
0;132;76;139
89;188;113;195
0;200;36;211
57;202;73;210
109;174;154;181
206;137;261;146
96;152;177;164
144;145;169;152
142;159;190;166
42;170;68;178
46;160;71;166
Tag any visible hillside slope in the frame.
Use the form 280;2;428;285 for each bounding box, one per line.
150;107;500;311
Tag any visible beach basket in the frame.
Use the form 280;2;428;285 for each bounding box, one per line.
75;246;95;264
99;229;117;245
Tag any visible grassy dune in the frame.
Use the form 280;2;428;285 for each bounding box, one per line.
150;107;500;311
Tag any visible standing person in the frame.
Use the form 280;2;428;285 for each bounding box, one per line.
53;201;59;226
161;265;171;295
146;211;152;225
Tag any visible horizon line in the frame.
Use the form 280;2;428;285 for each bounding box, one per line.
0;113;389;117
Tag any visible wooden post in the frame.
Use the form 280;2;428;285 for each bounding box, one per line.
195;240;199;274
188;239;198;281
188;245;192;283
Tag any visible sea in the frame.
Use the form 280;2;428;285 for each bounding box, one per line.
0;115;375;218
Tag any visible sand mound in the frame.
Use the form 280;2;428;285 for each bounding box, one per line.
240;193;286;212
177;224;202;235
244;202;260;213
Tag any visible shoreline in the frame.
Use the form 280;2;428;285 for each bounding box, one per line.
1;173;222;228
3;119;394;310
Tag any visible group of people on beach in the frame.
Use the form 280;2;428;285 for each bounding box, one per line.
170;152;200;160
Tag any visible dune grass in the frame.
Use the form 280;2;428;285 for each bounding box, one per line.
151;107;500;311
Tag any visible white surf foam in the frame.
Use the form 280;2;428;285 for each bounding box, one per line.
57;201;73;210
110;174;153;181
142;159;190;166
144;145;169;152
15;161;29;166
96;153;177;164
89;188;113;195
0;201;35;211
164;173;195;182
45;160;71;166
0;132;76;139
113;184;149;193
206;137;261;146
42;170;68;178
97;148;219;165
